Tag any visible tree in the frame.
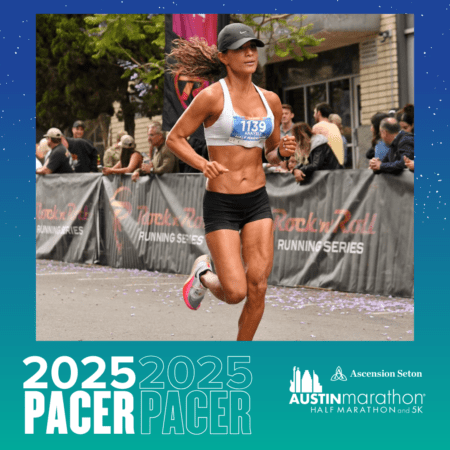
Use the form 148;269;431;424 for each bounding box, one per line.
231;14;324;62
36;14;321;143
36;14;166;143
36;15;127;139
84;14;166;126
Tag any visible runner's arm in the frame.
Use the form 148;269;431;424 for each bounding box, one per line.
264;92;295;164
166;89;216;173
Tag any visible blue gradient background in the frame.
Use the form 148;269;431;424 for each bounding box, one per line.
1;1;448;448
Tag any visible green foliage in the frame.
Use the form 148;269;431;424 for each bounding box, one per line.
36;14;126;133
36;14;166;137
84;14;166;115
36;14;322;137
231;14;324;62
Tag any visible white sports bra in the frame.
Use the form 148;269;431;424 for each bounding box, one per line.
204;79;274;149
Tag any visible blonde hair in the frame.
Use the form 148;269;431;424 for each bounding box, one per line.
329;114;343;133
39;138;50;155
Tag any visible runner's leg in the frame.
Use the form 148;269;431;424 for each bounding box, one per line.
237;218;274;341
201;229;247;304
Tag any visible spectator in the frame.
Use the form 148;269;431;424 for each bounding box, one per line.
36;128;73;175
132;122;179;181
102;135;143;175
329;113;349;167
62;136;98;173
312;102;344;166
103;130;127;168
387;108;398;118
366;112;390;160
72;119;98;162
280;104;295;138
369;118;414;174
399;104;414;134
291;122;342;183
287;155;297;172
36;138;50;165
72;120;88;141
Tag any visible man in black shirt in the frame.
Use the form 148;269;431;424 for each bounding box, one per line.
63;136;98;173
36;128;73;175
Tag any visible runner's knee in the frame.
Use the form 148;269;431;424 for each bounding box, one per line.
223;285;247;304
246;269;269;297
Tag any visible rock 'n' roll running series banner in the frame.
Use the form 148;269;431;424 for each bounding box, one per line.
267;171;414;297
36;174;102;264
2;4;449;450
35;171;414;297
100;173;209;273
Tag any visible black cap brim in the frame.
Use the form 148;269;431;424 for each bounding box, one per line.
222;38;265;51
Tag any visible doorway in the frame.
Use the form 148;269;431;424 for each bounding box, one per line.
284;75;361;169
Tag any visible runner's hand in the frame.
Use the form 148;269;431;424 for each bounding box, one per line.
279;136;296;158
202;161;229;180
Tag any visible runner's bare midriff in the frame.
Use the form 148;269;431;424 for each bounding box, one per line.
206;145;266;194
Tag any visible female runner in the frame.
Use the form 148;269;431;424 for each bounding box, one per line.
166;23;296;341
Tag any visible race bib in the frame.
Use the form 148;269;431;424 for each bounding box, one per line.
229;116;273;148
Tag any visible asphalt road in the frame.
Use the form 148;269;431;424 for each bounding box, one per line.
36;259;414;342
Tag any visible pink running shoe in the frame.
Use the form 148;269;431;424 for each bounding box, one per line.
183;255;212;310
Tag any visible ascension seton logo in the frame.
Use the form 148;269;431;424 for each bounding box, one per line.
331;366;347;381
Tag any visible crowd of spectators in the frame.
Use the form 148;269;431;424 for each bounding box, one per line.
36;121;98;175
262;101;415;183
36;101;414;179
264;101;346;181
367;103;415;173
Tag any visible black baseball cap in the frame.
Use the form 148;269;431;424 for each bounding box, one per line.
218;23;265;52
73;120;85;128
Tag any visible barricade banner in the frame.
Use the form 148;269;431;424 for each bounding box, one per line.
100;174;208;273
36;173;102;263
267;170;414;297
38;171;413;297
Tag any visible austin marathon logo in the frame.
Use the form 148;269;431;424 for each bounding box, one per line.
289;366;323;393
288;366;424;414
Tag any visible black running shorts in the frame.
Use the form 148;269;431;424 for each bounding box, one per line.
203;186;273;235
